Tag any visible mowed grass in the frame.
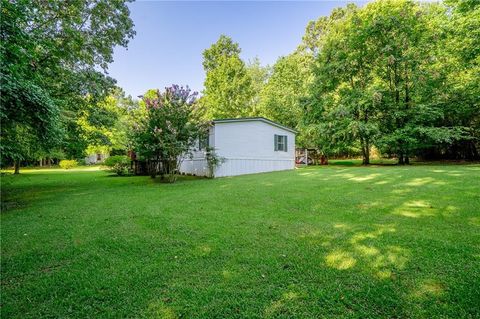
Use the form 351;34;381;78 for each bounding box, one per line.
1;165;479;318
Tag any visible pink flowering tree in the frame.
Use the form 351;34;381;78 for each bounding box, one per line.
132;85;205;182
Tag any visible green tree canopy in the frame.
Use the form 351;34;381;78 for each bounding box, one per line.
0;0;135;172
202;34;241;72
302;0;476;163
246;57;270;116
201;35;254;119
258;52;313;132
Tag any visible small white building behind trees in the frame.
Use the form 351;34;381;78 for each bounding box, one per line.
180;117;296;177
84;152;109;165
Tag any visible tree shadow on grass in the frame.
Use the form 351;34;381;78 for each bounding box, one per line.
294;220;478;317
392;199;459;219
321;224;409;280
257;223;413;318
1;171;112;214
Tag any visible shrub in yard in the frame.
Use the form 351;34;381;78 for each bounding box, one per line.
131;85;204;182
59;160;78;169
104;155;131;176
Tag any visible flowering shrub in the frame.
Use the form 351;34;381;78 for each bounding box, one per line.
59;159;78;169
104;155;131;176
131;85;206;182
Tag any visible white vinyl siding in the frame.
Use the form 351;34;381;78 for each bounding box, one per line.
213;121;295;177
180;119;295;177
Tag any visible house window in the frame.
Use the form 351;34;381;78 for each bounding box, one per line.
274;135;288;152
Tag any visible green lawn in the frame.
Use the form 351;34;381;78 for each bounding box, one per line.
1;165;479;318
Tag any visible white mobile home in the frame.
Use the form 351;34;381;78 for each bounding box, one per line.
180;117;296;177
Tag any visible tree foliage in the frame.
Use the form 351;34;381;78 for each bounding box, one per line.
77;88;136;157
301;0;478;163
432;0;480;159
246;57;270;116
0;73;61;169
257;52;313;132
0;0;135;171
3;0;478;171
202;35;241;72
201;35;254;119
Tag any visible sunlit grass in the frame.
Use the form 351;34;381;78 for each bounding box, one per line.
1;164;479;318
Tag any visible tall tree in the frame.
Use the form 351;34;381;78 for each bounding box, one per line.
201;35;254;119
429;0;480;159
304;0;472;164
77;88;136;157
305;4;381;164
202;35;241;72
258;52;313;131
246;57;270;116
0;0;135;172
362;0;466;164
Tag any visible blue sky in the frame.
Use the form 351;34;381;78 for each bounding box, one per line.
108;1;368;98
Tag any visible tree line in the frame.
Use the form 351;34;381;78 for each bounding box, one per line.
1;0;478;175
200;0;479;164
1;0;135;173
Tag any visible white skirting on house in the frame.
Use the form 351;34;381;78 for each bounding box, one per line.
215;158;294;177
180;157;295;178
179;158;209;176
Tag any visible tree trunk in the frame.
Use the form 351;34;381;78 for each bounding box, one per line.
468;141;479;160
148;160;157;179
159;159;165;180
361;139;370;165
14;160;20;174
405;156;410;165
362;148;370;165
398;154;404;165
365;140;370;165
363;151;370;165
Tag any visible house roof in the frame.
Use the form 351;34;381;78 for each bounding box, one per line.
212;117;297;134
